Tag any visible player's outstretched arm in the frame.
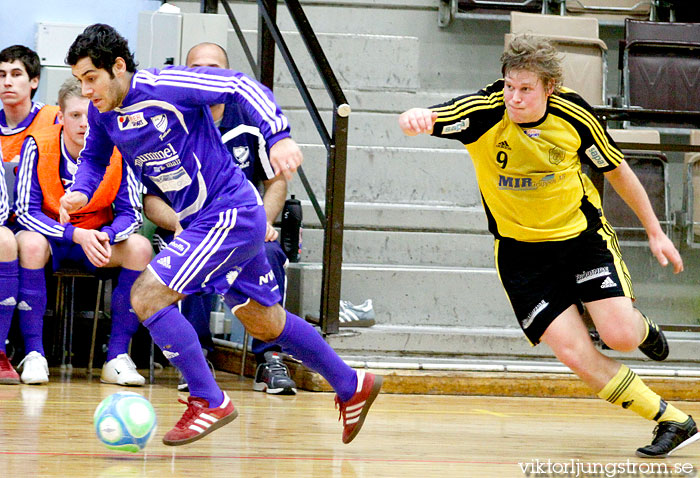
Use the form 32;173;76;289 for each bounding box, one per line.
399;108;438;136
269;137;303;181
604;161;683;273
59;191;88;225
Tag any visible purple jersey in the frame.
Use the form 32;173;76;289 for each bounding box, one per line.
219;102;276;185
72;66;291;227
14;132;142;244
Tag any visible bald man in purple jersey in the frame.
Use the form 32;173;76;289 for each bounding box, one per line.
61;24;381;446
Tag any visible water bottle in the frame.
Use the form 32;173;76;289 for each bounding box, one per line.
281;195;302;262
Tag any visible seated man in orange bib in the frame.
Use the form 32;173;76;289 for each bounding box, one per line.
9;78;151;385
0;45;59;163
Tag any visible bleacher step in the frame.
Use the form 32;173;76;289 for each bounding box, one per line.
301;228;495;267
290;144;479;206
286;263;515;327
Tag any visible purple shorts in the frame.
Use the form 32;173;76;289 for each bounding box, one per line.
147;203;281;309
47;238;97;273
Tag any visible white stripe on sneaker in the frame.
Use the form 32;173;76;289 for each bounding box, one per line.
346;402;365;413
199;412;217;422
189;424;206;433
356;370;365;393
219;393;231;408
669;432;700;456
194;418;212;428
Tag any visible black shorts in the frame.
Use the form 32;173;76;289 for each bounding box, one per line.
495;223;634;345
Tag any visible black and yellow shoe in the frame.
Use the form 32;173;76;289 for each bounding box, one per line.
636;416;700;458
638;312;669;361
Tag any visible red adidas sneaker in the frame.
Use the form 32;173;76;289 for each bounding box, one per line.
335;370;383;444
0;352;19;385
162;391;238;446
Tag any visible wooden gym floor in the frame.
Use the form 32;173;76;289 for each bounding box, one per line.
1;367;699;478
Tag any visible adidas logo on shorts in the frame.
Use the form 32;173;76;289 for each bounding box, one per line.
600;277;617;289
496;140;512;150
157;256;172;269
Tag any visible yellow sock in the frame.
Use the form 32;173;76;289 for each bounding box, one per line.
658;403;691;424
597;364;689;423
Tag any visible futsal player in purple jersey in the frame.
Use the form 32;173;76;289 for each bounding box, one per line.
61;23;382;446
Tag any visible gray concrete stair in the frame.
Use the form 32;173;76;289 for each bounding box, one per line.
227;30;421;91
290;144;478;206
286;263;514;328
299;201;488;231
288;109;463;147
300;229;495;267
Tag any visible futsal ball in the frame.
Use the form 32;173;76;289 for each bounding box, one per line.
94;392;157;453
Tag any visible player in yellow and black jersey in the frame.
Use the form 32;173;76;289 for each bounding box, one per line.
399;34;698;458
431;79;622;242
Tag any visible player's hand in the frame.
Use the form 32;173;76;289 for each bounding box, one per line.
265;222;278;242
270;137;303;181
399;108;438;136
59;191;89;224
648;231;683;274
73;228;112;268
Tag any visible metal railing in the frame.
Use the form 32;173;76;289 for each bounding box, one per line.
207;0;350;334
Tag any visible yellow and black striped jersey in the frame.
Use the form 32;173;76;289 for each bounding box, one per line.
431;79;624;242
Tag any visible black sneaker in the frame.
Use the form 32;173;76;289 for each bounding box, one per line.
636;416;700;458
638;311;669;361
253;351;297;395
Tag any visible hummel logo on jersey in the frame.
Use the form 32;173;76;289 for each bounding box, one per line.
0;297;16;306
600;277;617;289
496;140;511;150
157;256;172;269
17;301;32;311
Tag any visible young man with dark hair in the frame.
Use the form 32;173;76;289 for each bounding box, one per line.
11;77;151;385
399;34;698;459
63;23;381;446
0;45;60;163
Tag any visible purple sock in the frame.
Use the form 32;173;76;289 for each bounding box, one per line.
18;267;46;355
143;304;223;407
272;310;357;401
0;259;19;353
106;268;141;360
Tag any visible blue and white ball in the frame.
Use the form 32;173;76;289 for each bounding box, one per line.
94;392;157;453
